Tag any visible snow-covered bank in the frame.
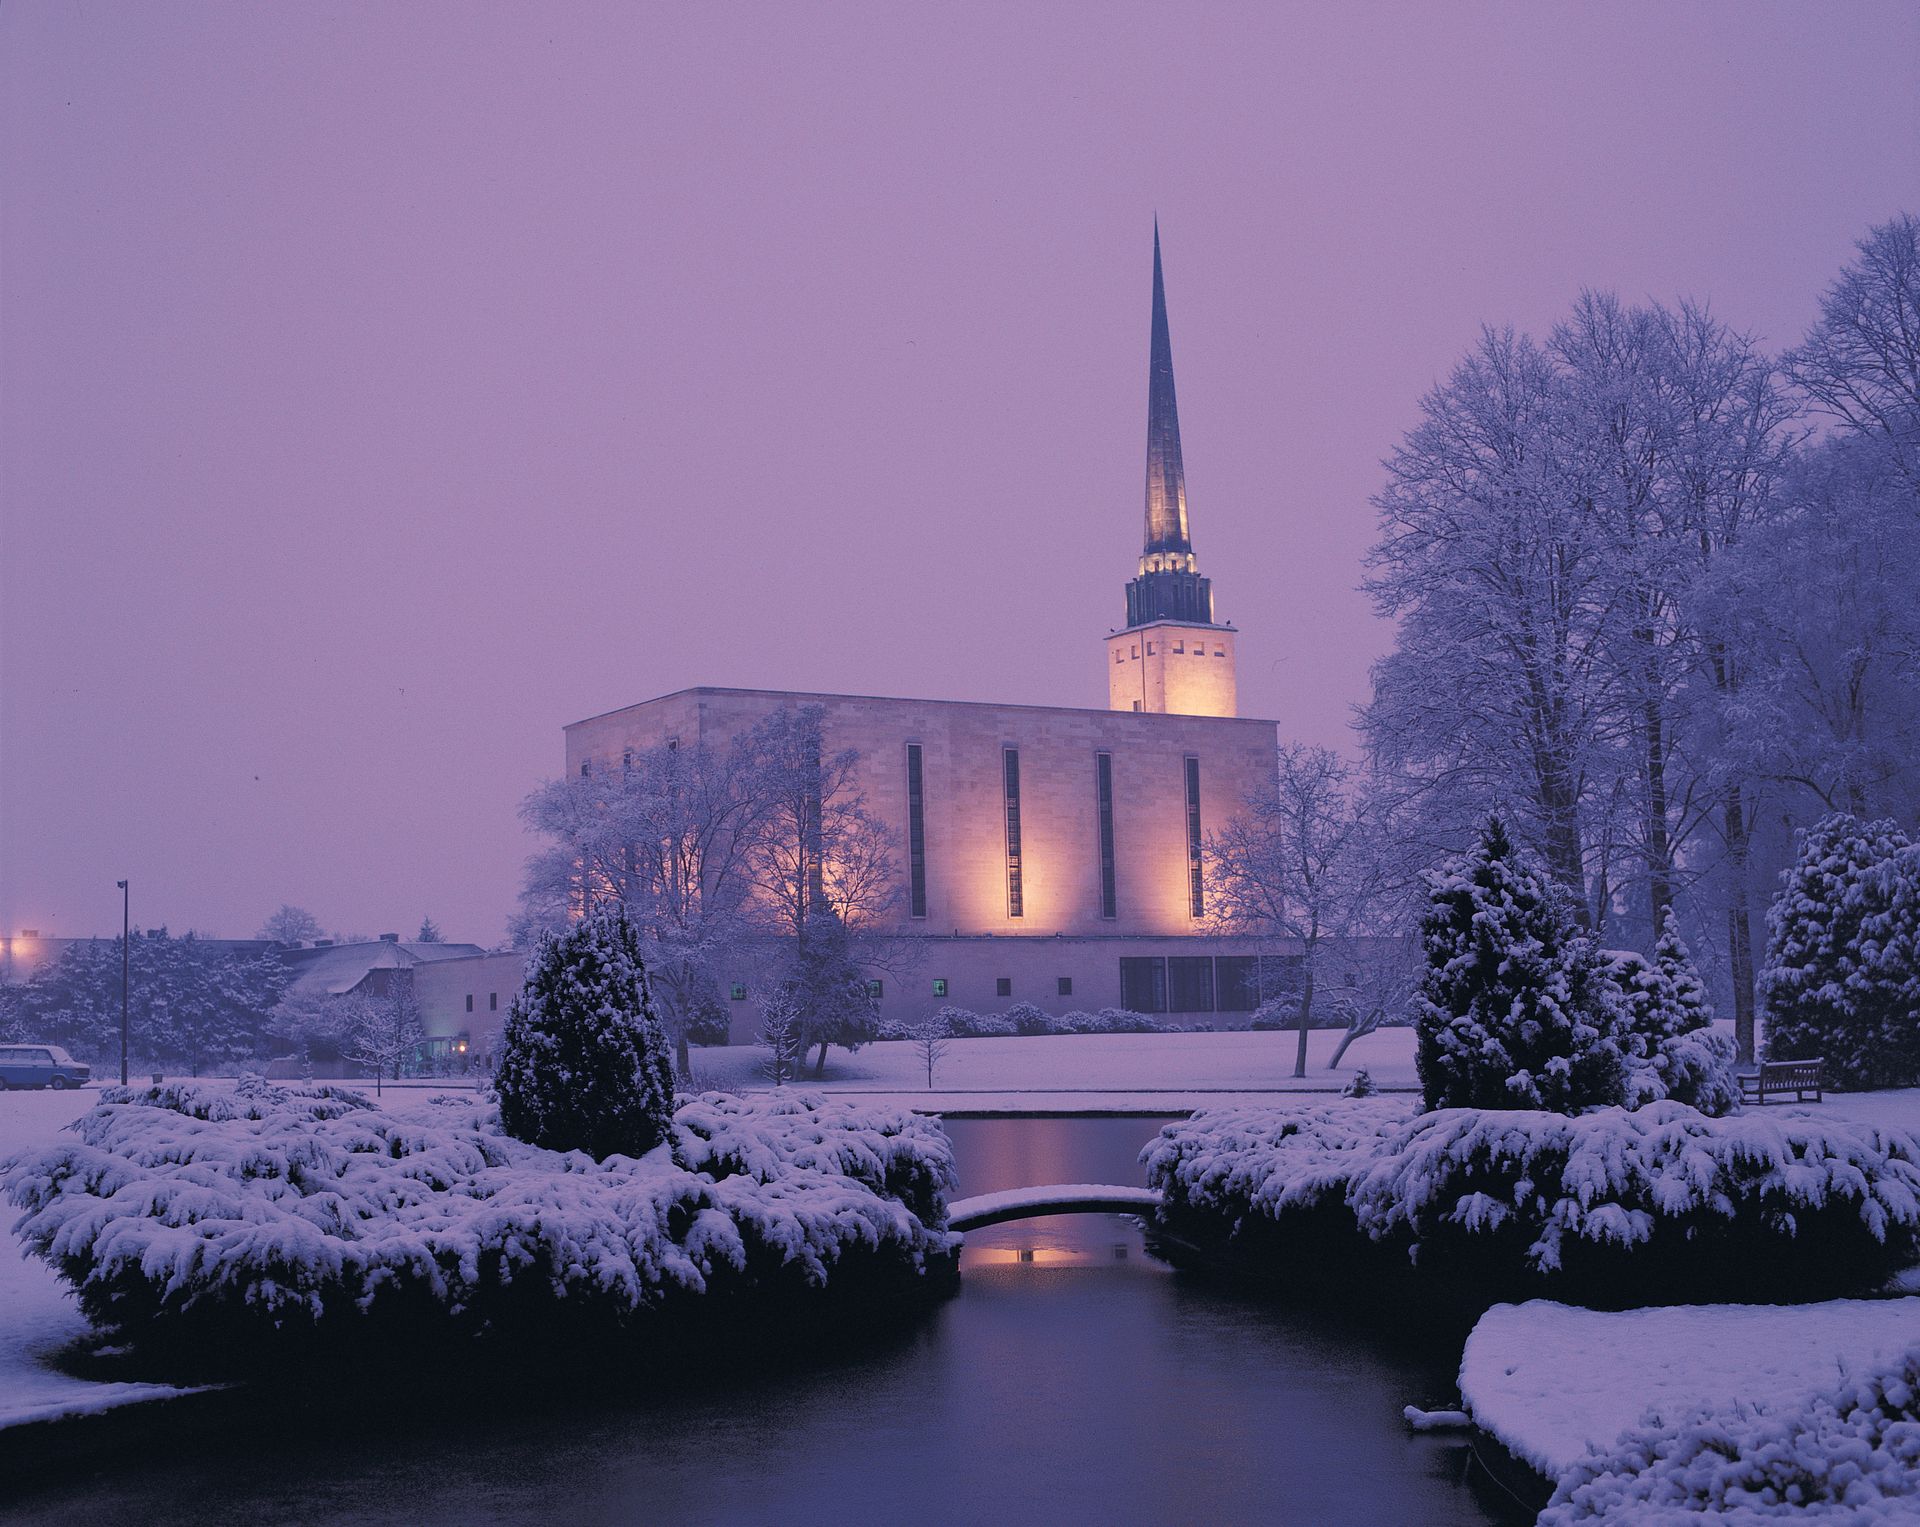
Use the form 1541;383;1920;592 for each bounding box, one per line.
1462;1298;1920;1479
690;1025;1421;1095
0;1089;201;1428
1145;1099;1920;1307
5;1082;957;1382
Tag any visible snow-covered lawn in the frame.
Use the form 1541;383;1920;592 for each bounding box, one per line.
1461;1297;1920;1479
689;1025;1420;1095
0;1088;198;1428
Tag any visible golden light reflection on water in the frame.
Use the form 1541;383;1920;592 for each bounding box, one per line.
965;1243;1134;1267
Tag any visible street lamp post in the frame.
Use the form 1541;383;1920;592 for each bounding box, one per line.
116;880;129;1085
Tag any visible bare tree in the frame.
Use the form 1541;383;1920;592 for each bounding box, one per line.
909;1011;951;1090
1783;212;1920;489
1207;745;1372;1078
343;981;423;1096
258;905;324;945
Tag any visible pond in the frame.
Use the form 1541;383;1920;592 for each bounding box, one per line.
10;1115;1506;1526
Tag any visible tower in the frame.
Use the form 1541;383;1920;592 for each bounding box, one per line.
1106;223;1238;718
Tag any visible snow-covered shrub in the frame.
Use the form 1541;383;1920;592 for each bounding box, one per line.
1342;1069;1376;1098
495;907;676;1160
1096;1007;1164;1034
1608;912;1740;1116
1004;1002;1057;1036
1249;994;1301;1032
1144;1100;1920;1307
1762;813;1920;1090
4;1081;957;1371
938;1006;1015;1039
1414;818;1628;1113
1541;1343;1920;1522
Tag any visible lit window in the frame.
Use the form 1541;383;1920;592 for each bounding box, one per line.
729;983;747;1002
1002;747;1024;919
1057;976;1073;997
866;979;884;999
932;978;948;998
996;977;1012;998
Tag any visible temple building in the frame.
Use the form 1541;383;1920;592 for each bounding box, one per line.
561;229;1283;1042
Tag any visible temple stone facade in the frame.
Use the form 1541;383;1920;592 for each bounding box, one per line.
562;227;1281;1040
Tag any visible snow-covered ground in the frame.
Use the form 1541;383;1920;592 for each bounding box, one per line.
689;1025;1420;1095
0;1089;201;1429
1461;1297;1920;1479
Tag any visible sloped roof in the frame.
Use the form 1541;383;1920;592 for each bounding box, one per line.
283;941;487;998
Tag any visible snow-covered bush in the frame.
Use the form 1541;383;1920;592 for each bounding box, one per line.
1541;1343;1920;1521
1249;994;1301;1032
1413;818;1628;1113
1342;1069;1376;1098
1762;813;1920;1090
1004;1002;1056;1036
1608;912;1741;1116
495;907;676;1160
1145;1100;1920;1307
937;1006;1016;1039
5;1081;957;1372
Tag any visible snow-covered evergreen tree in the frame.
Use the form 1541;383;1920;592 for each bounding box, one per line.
1762;813;1920;1089
496;907;675;1159
1609;911;1739;1114
1413;817;1628;1112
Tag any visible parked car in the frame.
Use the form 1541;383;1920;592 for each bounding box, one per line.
0;1044;92;1090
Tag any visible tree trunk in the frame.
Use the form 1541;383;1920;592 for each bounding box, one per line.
675;1032;691;1080
1644;679;1673;931
812;1040;829;1077
1292;960;1315;1079
1724;784;1757;1063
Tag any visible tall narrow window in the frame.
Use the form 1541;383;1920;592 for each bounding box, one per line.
1184;756;1205;918
1002;746;1024;918
1095;751;1118;919
905;744;928;919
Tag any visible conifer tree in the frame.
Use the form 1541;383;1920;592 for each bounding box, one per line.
1413;817;1627;1112
1762;813;1920;1089
496;906;676;1159
1611;910;1740;1114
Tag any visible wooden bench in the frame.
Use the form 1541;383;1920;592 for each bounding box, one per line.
1739;1058;1825;1105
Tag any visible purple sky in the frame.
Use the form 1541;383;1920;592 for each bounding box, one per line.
4;3;1916;946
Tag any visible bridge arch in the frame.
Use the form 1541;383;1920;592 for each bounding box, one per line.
946;1183;1161;1232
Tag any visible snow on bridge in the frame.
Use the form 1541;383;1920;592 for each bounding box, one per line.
946;1183;1161;1231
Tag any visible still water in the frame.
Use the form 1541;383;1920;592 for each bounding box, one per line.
11;1116;1503;1526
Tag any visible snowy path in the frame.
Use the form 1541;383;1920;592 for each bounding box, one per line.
688;1025;1422;1096
1461;1297;1920;1478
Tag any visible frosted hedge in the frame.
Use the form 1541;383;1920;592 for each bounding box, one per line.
4;1080;958;1370
1144;1101;1920;1306
1541;1344;1920;1521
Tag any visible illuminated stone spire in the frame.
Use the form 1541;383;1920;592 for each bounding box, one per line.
1124;221;1214;629
1144;218;1191;558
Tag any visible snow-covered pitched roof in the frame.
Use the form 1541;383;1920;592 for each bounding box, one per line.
282;941;486;998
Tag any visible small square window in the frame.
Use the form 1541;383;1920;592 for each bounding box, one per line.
932;978;948;998
1213;647;1225;658
465;994;473;1013
729;983;747;1002
996;977;1012;998
579;761;590;777
489;992;497;1011
1113;650;1123;665
1057;976;1073;997
866;979;884;999
1173;641;1184;654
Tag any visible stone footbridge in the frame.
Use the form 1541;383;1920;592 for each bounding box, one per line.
946;1183;1161;1232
